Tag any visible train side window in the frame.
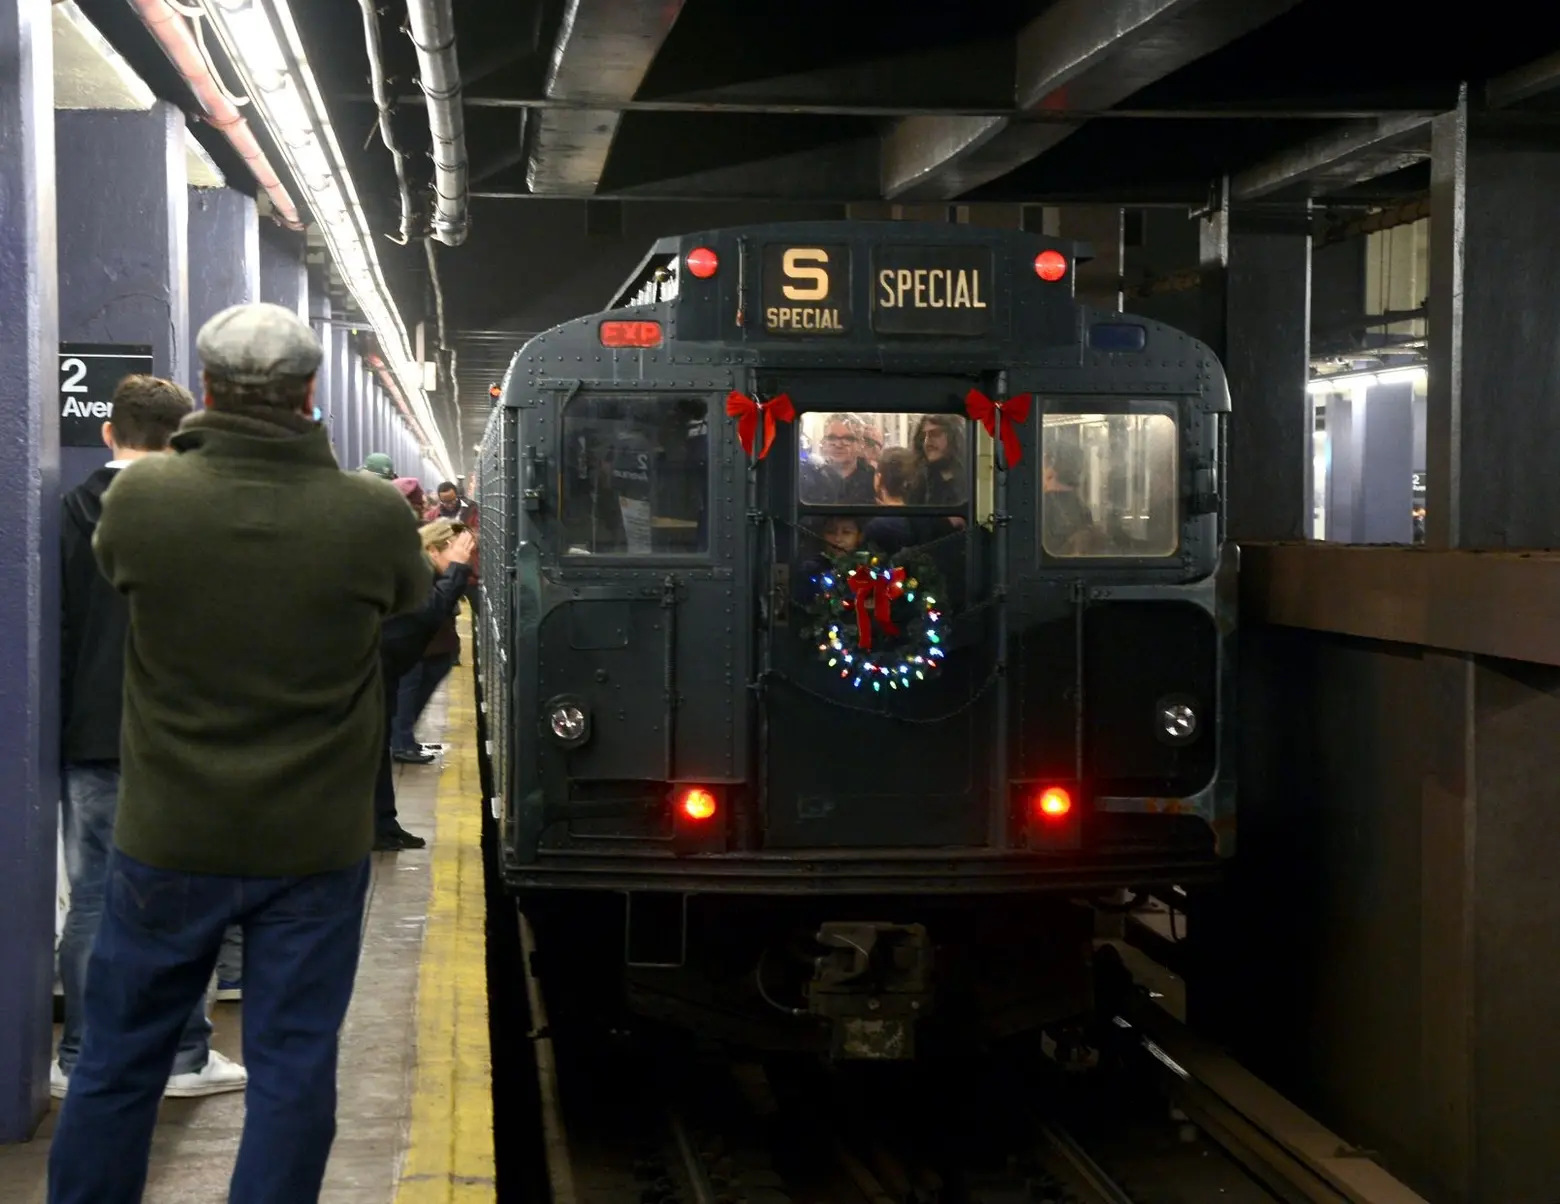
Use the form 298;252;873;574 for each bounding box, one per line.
560;396;709;555
797;411;969;508
1041;413;1178;558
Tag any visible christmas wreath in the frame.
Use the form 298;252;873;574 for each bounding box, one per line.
803;549;947;691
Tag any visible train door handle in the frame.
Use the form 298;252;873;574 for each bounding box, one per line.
523;445;546;512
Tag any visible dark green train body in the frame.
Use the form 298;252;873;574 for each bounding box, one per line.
474;221;1234;1057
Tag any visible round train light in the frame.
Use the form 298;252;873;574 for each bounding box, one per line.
686;246;719;278
548;703;587;742
1161;702;1197;741
488;382;502;400
680;787;717;821
1035;787;1072;819
1034;249;1068;282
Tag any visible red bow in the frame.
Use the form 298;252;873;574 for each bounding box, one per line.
846;565;905;651
726;391;795;459
964;389;1032;469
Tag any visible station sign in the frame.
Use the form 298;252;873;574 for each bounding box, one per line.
59;343;154;448
761;243;850;335
871;245;995;337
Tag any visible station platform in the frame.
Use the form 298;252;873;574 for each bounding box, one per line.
0;659;495;1203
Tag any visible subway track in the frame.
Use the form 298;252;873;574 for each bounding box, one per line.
497;907;1428;1204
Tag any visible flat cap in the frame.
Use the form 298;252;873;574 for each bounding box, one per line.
197;302;322;385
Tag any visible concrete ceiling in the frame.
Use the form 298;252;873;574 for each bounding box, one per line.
52;1;224;188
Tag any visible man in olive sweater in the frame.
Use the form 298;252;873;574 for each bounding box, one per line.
47;303;432;1204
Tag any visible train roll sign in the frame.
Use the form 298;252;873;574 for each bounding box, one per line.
761;243;851;335
59;343;155;448
872;245;995;337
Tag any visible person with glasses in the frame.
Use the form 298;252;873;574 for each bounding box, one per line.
801;412;876;505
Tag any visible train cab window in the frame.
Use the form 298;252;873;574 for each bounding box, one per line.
797;411;969;508
560;396;709;555
1041;413;1178;558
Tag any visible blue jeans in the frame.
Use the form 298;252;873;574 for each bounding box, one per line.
58;765;210;1076
47;850;371;1204
390;652;453;753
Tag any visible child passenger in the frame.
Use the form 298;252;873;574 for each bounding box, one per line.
797;515;863;603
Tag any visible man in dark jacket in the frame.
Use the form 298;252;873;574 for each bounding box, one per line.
55;374;246;1100
375;519;475;846
47;303;432;1204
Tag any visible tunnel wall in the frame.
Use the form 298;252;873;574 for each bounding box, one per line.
1225;543;1560;1204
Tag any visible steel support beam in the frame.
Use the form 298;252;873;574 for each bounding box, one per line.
1427;90;1560;550
0;0;59;1145
879;0;1302;200
1486;47;1560;109
1230;115;1432;201
187;187;259;398
527;0;687;195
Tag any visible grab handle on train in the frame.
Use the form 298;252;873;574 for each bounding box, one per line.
523;444;546;513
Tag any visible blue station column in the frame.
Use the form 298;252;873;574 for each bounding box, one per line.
258;222;307;321
329;325;352;463
309;285;333;438
0;0;60;1143
187;186;258;398
56;101;188;488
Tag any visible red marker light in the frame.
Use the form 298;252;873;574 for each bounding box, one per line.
599;320;663;348
679;788;717;821
686;247;719;278
488;382;501;400
1035;786;1072;819
1034;249;1068;282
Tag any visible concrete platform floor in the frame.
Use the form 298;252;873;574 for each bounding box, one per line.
0;648;495;1203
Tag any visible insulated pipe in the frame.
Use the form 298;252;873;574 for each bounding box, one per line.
405;0;470;246
356;0;415;244
129;0;303;230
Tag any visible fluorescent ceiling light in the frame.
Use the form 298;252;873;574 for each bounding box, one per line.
194;0;454;480
1307;365;1426;395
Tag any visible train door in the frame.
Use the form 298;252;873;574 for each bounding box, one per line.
528;389;748;820
755;373;996;850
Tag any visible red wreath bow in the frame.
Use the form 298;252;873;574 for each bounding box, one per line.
964;389;1033;469
726;391;796;459
846;565;905;651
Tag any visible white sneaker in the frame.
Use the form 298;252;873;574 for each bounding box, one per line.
50;1060;68;1100
164;1049;247;1098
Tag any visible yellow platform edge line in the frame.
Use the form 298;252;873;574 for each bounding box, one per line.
395;620;498;1203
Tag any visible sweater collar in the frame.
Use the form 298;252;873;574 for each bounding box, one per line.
170;410;339;467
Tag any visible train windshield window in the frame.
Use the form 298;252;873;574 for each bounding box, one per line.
560;395;709;555
1041;412;1178;558
797;411;969;508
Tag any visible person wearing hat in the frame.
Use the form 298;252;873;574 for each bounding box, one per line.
374;518;476;845
49;302;432;1204
360;451;396;480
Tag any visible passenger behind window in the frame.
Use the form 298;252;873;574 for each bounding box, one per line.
795;515;863;604
1042;440;1097;556
800;412;876;505
864;449;950;556
910;414;967;506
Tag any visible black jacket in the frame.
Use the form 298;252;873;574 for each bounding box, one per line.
61;465;129;764
381;562;473;686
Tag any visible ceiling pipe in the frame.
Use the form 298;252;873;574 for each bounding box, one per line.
356;0;415;244
128;0;303;229
405;0;470;246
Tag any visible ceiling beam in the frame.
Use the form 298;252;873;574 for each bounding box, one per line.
527;0;687;196
1486;49;1560;109
1230;115;1433;201
880;0;1304;201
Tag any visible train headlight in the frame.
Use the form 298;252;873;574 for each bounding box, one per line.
1156;697;1199;745
544;696;590;747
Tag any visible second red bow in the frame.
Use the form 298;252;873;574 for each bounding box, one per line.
726;391;796;459
846;565;905;651
964;389;1033;469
